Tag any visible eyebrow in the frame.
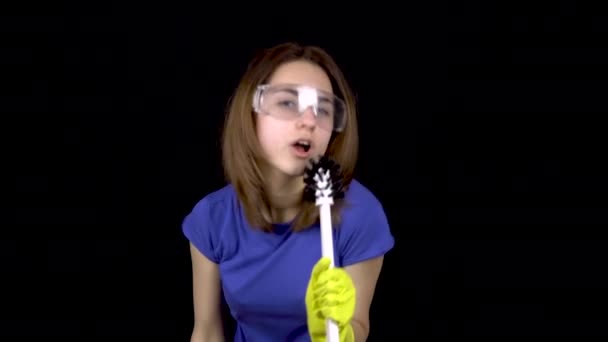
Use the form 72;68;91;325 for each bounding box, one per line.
318;96;332;104
277;88;334;103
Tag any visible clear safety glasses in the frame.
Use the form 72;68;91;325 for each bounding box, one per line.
253;83;347;133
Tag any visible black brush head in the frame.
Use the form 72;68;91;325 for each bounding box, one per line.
303;155;346;202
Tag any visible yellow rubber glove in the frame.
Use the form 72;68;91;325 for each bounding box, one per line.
306;257;356;342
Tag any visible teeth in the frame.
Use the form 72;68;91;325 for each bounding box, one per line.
297;140;310;146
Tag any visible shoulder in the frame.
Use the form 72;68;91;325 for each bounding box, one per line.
193;183;236;209
187;184;238;222
342;179;385;213
335;179;395;266
181;184;239;263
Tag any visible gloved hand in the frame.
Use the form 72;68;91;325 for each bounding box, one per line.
305;257;356;342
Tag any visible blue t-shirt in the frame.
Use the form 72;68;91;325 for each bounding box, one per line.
182;179;395;342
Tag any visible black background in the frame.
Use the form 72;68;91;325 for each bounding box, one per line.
3;2;607;339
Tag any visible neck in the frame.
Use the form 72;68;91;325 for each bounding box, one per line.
263;171;305;224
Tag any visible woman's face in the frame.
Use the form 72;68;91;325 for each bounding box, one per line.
255;60;335;179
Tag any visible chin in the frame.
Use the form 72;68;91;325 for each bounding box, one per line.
277;163;307;178
265;157;309;179
283;167;306;177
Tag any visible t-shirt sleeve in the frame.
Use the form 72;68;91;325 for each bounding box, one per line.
337;200;395;267
182;198;220;264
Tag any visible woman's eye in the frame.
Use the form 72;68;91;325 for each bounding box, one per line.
318;108;332;116
278;100;296;108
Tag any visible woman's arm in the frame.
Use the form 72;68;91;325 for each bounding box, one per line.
344;255;385;341
189;242;225;342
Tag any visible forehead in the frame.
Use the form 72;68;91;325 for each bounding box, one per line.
267;60;333;94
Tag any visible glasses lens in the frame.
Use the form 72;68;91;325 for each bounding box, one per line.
256;84;346;132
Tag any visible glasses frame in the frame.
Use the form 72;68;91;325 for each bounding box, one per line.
252;83;347;133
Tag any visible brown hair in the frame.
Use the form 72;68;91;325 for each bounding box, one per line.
221;42;359;232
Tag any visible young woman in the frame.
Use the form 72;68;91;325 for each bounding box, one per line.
182;42;394;341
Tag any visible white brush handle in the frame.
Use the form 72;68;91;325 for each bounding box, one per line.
319;202;340;342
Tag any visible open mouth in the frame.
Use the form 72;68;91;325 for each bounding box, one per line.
293;140;311;153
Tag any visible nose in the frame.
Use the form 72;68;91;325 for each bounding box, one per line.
298;106;317;128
